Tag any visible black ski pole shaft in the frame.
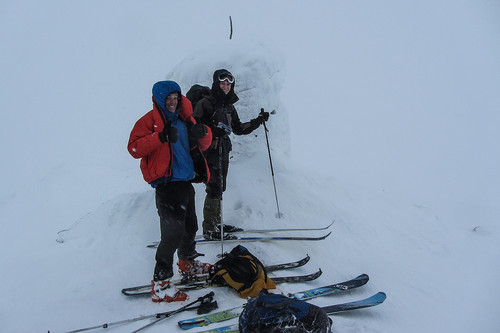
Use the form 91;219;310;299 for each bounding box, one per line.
219;142;224;256
261;108;282;218
61;292;214;333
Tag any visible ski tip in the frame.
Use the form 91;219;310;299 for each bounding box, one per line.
358;273;369;281
146;242;159;248
307;268;322;281
372;291;387;303
178;320;206;330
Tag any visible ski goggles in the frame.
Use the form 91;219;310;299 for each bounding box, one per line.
218;74;234;84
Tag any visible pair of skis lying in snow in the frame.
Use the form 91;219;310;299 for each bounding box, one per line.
176;273;386;332
146;220;335;248
122;254;319;296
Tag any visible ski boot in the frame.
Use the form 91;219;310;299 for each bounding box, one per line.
178;258;212;277
217;223;243;233
151;266;188;302
203;228;238;241
151;280;188;303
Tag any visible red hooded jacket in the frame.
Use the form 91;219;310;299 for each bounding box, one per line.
128;95;212;185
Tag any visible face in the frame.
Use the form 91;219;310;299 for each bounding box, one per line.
165;93;179;113
219;81;231;95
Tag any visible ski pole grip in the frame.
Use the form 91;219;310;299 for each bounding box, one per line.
260;108;269;130
199;291;215;302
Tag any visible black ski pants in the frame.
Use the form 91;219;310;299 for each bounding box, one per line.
204;140;230;199
155;181;198;272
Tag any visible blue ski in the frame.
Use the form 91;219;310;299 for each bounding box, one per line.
288;273;369;300
322;291;387;313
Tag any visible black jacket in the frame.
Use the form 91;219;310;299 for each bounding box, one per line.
193;69;261;143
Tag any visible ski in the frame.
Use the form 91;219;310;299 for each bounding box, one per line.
322;291;386;313
288;273;369;300
123;269;321;296
181;269;323;293
178;306;245;331
197;324;239;333
147;232;331;248
196;232;331;244
177;274;370;330
122;255;311;297
195;220;335;239
270;269;322;285
265;254;310;271
192;292;386;333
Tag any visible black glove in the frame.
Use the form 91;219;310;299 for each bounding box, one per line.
189;123;207;140
189;123;207;148
159;126;178;143
258;110;270;123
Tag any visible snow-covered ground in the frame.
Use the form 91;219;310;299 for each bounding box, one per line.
1;1;499;332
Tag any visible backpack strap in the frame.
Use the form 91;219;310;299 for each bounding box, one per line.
257;298;297;310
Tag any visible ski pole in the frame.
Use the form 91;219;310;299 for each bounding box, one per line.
60;292;215;333
215;122;232;257
261;108;282;218
219;141;224;256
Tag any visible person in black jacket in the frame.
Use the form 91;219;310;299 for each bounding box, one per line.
193;69;269;240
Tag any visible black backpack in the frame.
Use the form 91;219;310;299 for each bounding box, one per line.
186;84;211;109
209;245;276;298
239;291;332;333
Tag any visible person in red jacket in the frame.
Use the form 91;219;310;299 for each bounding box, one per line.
128;80;212;302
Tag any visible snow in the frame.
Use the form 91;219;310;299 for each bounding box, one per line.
1;1;499;332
